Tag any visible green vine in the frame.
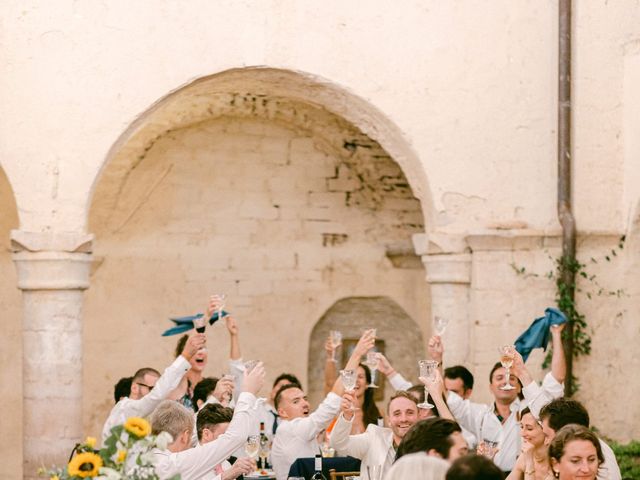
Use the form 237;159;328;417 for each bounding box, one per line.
510;235;626;393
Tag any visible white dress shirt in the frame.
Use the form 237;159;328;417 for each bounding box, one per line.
102;355;191;442
448;372;563;472
329;413;395;480
271;392;341;480
598;439;622;480
154;392;258;480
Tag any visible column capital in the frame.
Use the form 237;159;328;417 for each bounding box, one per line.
11;230;93;291
413;232;471;284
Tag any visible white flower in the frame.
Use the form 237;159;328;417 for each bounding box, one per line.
98;466;123;480
155;431;173;450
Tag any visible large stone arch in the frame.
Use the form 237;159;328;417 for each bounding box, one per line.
307;296;426;408
0;165;22;478
88;67;435;228
84;68;433;436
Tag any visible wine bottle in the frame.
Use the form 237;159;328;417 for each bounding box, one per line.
311;454;327;480
259;421;270;469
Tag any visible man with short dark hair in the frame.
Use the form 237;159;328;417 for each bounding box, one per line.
271;330;375;480
396;417;468;463
329;391;420;479
101;333;206;442
445;454;503;480
538;398;621;480
444;366;474;399
113;376;133;403
196;403;255;480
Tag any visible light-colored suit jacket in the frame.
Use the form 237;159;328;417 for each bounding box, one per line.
329;413;395;480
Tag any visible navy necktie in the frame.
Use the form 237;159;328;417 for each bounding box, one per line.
271;410;279;435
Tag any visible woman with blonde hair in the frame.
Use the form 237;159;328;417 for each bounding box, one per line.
383;452;449;480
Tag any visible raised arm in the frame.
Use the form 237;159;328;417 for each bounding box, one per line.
328;391;372;459
427;335;444;376
329;329;375;396
549;323;566;383
420;369;454;420
323;334;338;395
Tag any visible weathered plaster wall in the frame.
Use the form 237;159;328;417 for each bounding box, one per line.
0;167;22;477
83;116;428;438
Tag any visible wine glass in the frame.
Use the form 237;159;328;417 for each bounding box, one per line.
221;373;235;403
417;359;439;409
498;345;516;391
434;316;448;336
479;439;499;459
340;369;359;411
245;434;260;471
367;465;382;480
364;351;379;388
214;293;227;321
329;330;342;363
193;316;207;352
244;360;259;373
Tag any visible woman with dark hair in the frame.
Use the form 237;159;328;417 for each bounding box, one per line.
548;424;603;480
506;407;553;480
323;334;382;435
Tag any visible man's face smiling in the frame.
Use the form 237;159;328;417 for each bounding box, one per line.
387;397;418;444
489;367;520;403
277;387;310;420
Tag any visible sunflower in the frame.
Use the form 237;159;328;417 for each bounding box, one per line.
124;417;151;438
67;452;103;478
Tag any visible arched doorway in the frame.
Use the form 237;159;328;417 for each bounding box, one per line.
307;296;426;407
84;68;432;435
0;165;22;478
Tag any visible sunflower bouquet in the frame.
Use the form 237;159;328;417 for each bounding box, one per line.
39;417;179;480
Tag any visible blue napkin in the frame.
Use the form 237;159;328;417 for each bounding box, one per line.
161;310;228;336
514;307;567;362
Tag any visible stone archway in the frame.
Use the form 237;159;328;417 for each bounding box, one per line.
84;68;433;436
0;165;22;478
307;296;426;408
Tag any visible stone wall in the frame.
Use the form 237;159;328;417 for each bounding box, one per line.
83;115;428;437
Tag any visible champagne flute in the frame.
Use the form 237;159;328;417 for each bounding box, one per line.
329;330;342;363
480;439;499;459
498;345;516;391
214;293;227;321
245;434;260;471
364;351;379;388
221;373;235;403
417;359;439;409
340;369;359;411
434;316;448;336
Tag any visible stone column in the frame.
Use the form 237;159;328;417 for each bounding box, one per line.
413;233;472;366
11;231;93;479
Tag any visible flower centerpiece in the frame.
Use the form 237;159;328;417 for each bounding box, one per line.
39;417;178;480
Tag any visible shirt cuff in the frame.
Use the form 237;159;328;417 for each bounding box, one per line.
174;355;191;372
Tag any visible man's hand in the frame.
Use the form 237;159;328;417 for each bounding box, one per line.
206;294;225;320
212;376;234;403
222;457;255;480
353;329;376;357
181;333;206;361
242;363;265;396
325;335;337;360
225;315;239;336
340;391;356;420
511;349;533;386
427;335;443;363
375;353;395;377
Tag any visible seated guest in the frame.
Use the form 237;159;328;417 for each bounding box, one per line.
151;363;265;480
271;329;376;480
383;452;449;480
539;399;620;480
446;324;566;472
548;424;604;480
505;407;553;480
396;417;468;463
113;376;133;403
101;333;206;442
196;403;255;480
193;377;235;411
445;454;504;480
330;391;419;479
407;384;440;420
